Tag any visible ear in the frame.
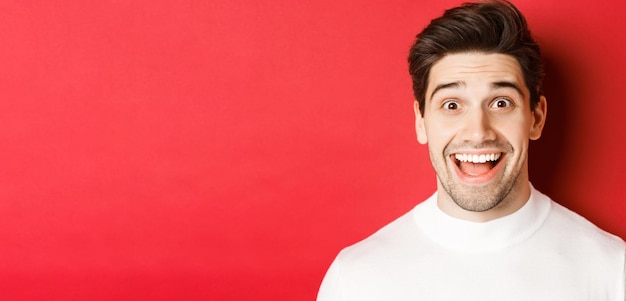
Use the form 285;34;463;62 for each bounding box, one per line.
529;96;547;140
414;101;428;144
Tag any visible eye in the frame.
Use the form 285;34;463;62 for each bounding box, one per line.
490;98;513;109
442;100;460;110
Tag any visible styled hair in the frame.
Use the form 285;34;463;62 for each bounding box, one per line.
408;0;543;116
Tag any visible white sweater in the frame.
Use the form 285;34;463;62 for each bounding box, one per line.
318;186;625;301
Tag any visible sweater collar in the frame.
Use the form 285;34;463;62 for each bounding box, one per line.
413;184;552;252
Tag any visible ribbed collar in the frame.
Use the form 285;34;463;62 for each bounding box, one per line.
412;184;551;252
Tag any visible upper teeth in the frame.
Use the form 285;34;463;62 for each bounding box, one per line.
454;153;501;163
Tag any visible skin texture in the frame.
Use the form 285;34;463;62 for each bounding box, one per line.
414;52;547;222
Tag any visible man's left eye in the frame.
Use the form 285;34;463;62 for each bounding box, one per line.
491;98;513;108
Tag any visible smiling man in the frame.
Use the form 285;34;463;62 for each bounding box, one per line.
418;52;544;223
317;1;625;300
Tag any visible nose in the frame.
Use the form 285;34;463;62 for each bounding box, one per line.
460;107;496;143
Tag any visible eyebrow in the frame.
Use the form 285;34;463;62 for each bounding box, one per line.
491;81;525;98
429;81;463;100
428;80;525;100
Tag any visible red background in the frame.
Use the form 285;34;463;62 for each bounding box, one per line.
1;0;624;300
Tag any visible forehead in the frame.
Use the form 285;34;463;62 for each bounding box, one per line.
426;52;527;98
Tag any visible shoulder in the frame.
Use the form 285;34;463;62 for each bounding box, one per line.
536;191;625;271
317;201;431;301
334;197;435;267
547;199;624;251
539;196;625;294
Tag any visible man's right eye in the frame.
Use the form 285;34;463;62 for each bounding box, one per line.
442;100;459;110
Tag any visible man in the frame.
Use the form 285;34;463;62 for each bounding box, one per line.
317;1;625;300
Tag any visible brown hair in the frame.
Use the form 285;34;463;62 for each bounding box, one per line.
408;0;543;116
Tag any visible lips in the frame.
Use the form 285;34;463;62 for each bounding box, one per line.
451;152;504;182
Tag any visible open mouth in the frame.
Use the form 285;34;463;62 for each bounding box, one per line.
453;153;502;176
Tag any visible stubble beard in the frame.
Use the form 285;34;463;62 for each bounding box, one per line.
433;141;520;212
439;169;521;212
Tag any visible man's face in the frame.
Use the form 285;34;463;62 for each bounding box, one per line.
414;52;546;220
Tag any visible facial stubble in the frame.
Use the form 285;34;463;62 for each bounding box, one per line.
433;141;520;212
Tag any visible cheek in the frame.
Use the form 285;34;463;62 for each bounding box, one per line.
494;115;532;141
501;126;531;153
425;127;452;149
425;119;457;141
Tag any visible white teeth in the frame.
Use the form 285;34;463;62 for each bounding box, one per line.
454;153;501;163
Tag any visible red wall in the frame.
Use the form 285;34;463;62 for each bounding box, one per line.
1;0;624;299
